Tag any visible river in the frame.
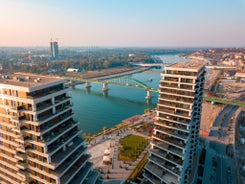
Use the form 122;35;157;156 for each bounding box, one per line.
69;54;188;134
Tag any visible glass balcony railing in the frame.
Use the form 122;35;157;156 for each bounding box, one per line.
155;126;189;140
149;155;180;176
155;120;188;132
41;120;78;144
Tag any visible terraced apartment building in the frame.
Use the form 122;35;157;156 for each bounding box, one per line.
0;73;102;184
143;60;206;184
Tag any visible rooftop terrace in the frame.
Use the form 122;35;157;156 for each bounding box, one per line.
166;60;207;72
0;73;66;89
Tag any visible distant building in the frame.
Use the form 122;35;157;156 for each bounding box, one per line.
50;40;59;59
143;60;206;184
67;68;80;73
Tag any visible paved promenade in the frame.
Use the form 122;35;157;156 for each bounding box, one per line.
87;129;149;184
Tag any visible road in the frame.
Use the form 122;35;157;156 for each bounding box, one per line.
202;140;235;184
209;105;238;139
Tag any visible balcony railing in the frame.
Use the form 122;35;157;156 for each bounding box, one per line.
59;155;91;183
83;170;100;184
27;86;68;99
39;114;74;133
149;155;180;176
16;161;28;170
143;171;161;184
151;148;183;166
62;161;92;184
159;95;193;104
15;152;26;161
17;169;29;179
51;137;85;167
47;128;80;154
51;149;89;178
37;108;73;125
159;89;195;97
42;120;79;145
155;120;188;132
36;102;53;111
155;126;189;140
55;96;71;104
153;133;186;150
144;162;165;181
157;114;190;125
152;140;183;157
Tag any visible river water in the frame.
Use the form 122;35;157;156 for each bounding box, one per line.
70;54;188;134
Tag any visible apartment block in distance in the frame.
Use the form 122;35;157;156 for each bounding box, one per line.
0;73;103;184
50;40;59;60
143;60;206;184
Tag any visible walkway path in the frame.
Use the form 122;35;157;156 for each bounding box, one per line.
87;129;149;184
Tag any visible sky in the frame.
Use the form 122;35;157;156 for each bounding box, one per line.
0;0;245;47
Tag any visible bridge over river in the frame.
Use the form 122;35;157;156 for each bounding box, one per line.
67;76;245;106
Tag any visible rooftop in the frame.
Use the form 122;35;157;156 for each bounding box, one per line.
0;73;66;90
166;60;207;72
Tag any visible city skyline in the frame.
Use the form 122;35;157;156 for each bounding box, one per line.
0;0;245;47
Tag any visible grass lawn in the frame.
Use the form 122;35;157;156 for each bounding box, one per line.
119;134;148;161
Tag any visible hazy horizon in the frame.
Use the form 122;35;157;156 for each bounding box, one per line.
1;0;245;47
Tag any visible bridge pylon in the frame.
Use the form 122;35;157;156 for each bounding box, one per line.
85;81;91;93
145;90;152;104
102;83;109;96
102;83;109;92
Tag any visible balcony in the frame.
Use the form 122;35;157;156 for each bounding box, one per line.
143;171;161;184
155;120;188;133
157;114;190;125
163;76;179;82
39;115;74;134
17;169;29;179
16;161;28;170
47;128;81;155
55;96;71;104
11;115;26;122
160;82;178;88
9;105;25;112
159;95;193;104
154;132;186;150
27;85;67;99
37;108;73;126
53;150;90;178
55;103;72;114
155;126;189;141
36;101;53;111
51;137;86;168
15;152;27;161
144;162;166;182
159;89;195;98
41;120;79;145
152;140;184;158
158;100;191;110
149;155;180;176
150;148;183;166
16;145;26;153
60;157;92;184
80;170;100;184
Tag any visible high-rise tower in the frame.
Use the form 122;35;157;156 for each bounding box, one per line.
50;40;59;60
143;60;206;184
0;73;103;184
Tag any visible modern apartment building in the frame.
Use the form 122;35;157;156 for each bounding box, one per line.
143;60;206;184
0;73;102;184
50;40;59;59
